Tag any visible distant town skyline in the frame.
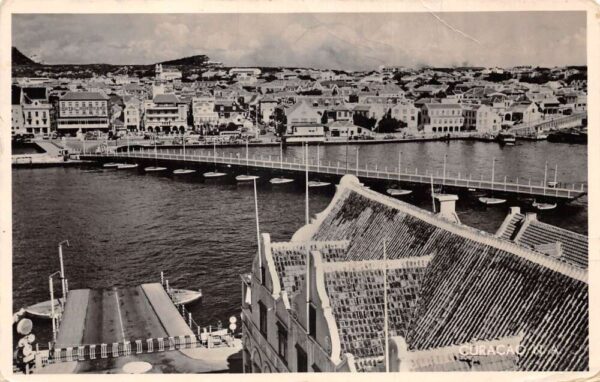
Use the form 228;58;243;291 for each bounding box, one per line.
13;12;586;70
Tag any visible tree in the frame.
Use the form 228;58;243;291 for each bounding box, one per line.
353;113;377;130
376;110;404;133
274;108;287;137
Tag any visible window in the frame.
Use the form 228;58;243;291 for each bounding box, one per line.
296;345;308;372
261;266;266;286
277;322;288;363
309;304;317;338
258;301;268;338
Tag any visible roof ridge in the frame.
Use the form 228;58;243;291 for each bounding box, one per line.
322;255;433;273
338;176;587;283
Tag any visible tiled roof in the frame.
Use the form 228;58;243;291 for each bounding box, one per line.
323;258;430;371
61;91;108;101
303;177;587;371
271;241;348;296
496;211;587;269
153;93;180;104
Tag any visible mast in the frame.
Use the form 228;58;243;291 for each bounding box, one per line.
554;164;558;184
430;174;436;213
442;154;447;189
305;143;309;225
356;146;359;175
253;178;262;283
543;161;548;194
316;144;320;172
213;141;217;169
383;239;389;373
491;157;495;190
398;150;401;175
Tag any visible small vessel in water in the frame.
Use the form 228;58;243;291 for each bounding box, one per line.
308;181;331;188
270;177;294;185
103;162;119;168
478;197;507;205
170;288;203;305
387;188;412;196
117;163;138;169
497;132;516;145
236;174;259;182
173;169;196;175
144;166;167;172
23;298;65;319
533;200;557;210
204;171;226;178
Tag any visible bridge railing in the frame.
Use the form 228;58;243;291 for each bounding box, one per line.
82;151;587;199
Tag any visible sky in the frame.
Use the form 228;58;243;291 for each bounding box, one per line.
12;12;586;70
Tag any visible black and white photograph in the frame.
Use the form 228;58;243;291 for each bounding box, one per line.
2;1;597;378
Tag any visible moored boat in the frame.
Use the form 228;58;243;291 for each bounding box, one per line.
117;163;138;169
533;200;557;210
497;132;516;144
170;288;203;305
204;171;227;178
270;177;294;185
144;166;167;172
479;197;506;205
308;180;331;188
23;298;65;319
387;188;412;196
236;174;259;182
103;162;119;168
173;169;196;175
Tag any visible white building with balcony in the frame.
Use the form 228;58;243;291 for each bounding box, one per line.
143;94;188;134
192;96;219;129
57;91;110;135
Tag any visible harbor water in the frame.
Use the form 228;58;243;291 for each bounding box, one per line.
12;140;587;345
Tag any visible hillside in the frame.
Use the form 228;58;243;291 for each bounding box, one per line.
158;54;209;66
12;47;39;66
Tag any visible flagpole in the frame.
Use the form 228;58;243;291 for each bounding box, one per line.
430;174;436;213
383;239;389;373
305;142;309;225
253;178;262;283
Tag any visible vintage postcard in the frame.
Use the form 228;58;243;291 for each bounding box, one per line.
1;0;597;381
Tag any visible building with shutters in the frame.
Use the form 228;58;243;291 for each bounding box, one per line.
57;91;110;135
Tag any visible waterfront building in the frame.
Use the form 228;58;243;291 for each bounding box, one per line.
259;96;278;124
420;103;464;133
328;120;374;139
462;104;502;134
241;175;588;373
57;91;110;135
192;95;219;130
285;101;322;133
123;97;142;132
390;102;420;131
143;93;188;134
21;87;52;135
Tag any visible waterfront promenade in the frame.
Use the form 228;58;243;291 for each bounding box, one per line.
81;150;587;201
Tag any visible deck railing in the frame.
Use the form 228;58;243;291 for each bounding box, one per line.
82;151;587;200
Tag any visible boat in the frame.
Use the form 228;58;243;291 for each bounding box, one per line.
103;162;119;168
204;171;227;178
169;288;203;305
23;298;65;319
173;169;196;175
497;132;516;144
236;174;259;182
478;197;506;205
387;188;412;196
270;177;294;185
308;181;331;188
144;166;167;172
117;163;138;169
533;200;557;210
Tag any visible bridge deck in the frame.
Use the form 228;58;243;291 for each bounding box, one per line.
82;152;586;200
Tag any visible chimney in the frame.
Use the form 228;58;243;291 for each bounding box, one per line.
436;194;460;224
509;206;521;215
524;212;538;223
